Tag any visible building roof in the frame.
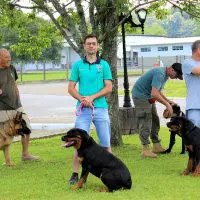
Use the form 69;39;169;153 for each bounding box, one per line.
120;35;200;46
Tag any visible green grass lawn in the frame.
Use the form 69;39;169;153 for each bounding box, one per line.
163;79;186;97
17;71;70;82
117;71;143;76
0;128;199;200
17;71;142;82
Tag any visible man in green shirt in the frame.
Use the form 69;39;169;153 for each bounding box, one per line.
68;34;112;184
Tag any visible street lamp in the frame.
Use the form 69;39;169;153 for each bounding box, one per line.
120;8;147;107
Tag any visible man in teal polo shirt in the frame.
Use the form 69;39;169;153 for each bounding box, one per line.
132;63;183;158
68;34;112;184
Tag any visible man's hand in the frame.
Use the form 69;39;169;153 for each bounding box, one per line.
166;103;173;118
81;96;94;108
168;100;176;105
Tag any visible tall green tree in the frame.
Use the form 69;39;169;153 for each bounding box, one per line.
1;0;200;146
193;21;200;36
160;11;197;37
0;7;63;62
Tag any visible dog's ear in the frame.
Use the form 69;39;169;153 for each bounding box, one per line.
67;128;89;138
77;129;90;140
68;128;87;134
76;128;88;135
172;104;181;116
15;112;23;123
67;128;81;135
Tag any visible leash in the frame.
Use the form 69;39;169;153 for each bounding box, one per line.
75;102;94;119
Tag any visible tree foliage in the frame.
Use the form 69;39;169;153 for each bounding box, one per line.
0;6;63;62
160;11;197;37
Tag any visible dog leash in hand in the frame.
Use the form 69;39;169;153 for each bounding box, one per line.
75;102;94;119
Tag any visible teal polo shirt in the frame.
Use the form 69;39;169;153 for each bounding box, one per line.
70;57;112;108
132;67;168;99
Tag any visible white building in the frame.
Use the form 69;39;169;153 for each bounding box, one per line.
117;35;200;68
17;35;200;70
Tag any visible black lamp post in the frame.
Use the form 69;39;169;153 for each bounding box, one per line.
120;8;147;107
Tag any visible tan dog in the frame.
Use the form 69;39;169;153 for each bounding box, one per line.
0;112;29;166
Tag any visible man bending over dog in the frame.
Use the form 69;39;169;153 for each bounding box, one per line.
132;63;183;158
68;34;112;184
0;48;39;165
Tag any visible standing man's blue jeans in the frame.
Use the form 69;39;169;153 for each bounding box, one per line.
75;107;111;147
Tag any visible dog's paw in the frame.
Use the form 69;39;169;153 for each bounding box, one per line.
161;149;171;154
97;187;109;192
193;172;199;177
2;162;15;167
72;184;83;191
181;169;191;176
193;169;200;177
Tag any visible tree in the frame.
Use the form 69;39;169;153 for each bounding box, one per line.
142;22;167;36
193;21;200;36
0;7;63;62
160;11;197;37
1;0;200;146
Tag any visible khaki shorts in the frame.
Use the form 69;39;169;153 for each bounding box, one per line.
0;107;32;131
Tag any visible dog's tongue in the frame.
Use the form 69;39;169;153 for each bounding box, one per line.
62;141;75;148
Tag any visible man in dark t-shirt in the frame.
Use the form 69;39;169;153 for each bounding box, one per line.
0;48;39;162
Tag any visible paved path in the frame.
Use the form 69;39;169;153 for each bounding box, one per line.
15;78;186;141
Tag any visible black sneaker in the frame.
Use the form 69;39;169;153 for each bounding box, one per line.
68;173;78;185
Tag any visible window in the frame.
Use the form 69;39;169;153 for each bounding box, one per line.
158;46;168;51
172;46;183;50
126;51;131;60
141;47;151;52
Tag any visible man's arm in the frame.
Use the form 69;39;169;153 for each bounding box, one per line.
91;80;112;100
159;91;175;105
68;81;83;102
151;87;173;117
191;66;200;75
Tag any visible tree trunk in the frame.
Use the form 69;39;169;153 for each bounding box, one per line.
104;43;123;146
101;9;123;146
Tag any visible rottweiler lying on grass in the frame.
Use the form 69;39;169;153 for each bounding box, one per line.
163;104;185;154
167;116;200;176
61;128;132;192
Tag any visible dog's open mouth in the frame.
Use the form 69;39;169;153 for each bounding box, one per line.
63;140;76;148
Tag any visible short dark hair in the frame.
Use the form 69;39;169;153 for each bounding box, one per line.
83;34;98;44
171;62;183;80
192;40;200;53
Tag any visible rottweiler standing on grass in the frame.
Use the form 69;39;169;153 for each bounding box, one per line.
62;128;132;192
162;104;185;154
167;116;200;176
